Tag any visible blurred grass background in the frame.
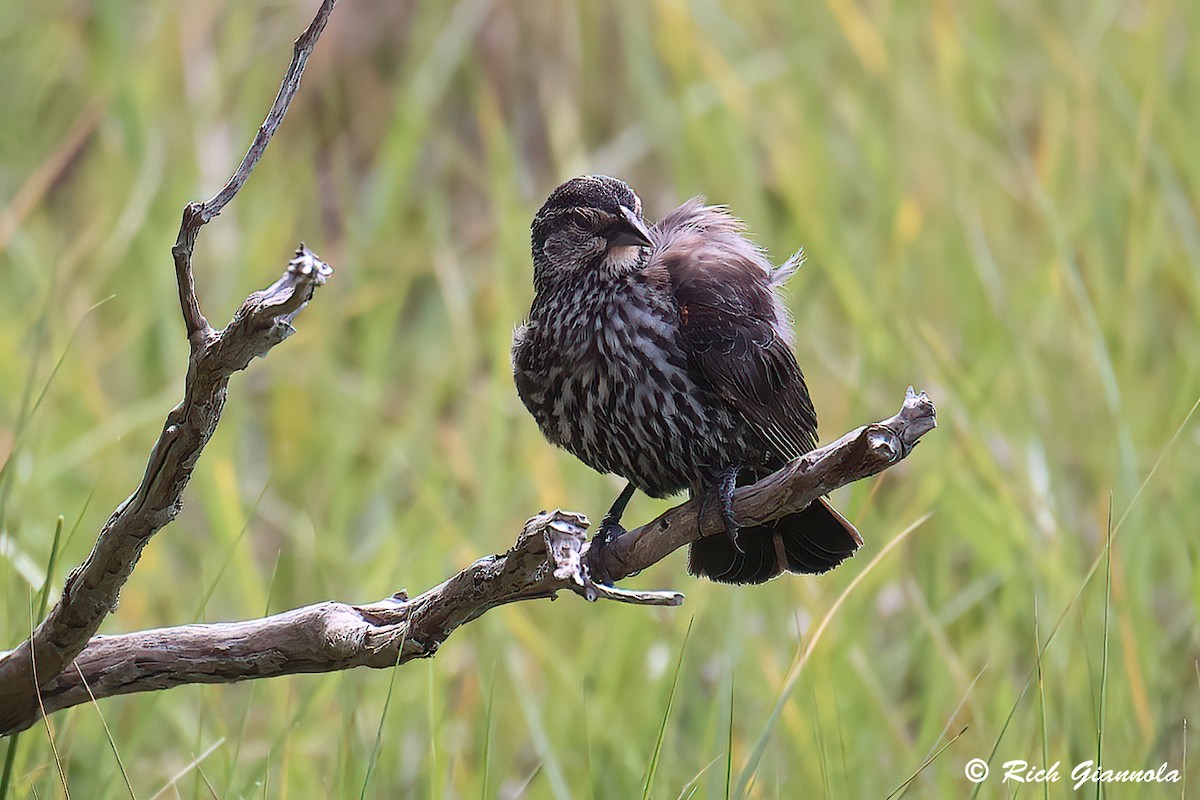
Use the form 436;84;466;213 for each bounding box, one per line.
1;0;1198;797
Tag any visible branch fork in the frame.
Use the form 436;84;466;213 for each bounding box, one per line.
0;0;341;737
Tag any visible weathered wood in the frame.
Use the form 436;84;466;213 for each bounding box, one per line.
0;249;332;735
0;0;340;736
2;389;935;734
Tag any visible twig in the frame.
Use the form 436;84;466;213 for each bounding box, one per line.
172;0;338;340
0;0;340;735
0;248;333;735
0;389;935;735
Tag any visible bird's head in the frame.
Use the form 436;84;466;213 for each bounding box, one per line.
530;175;653;292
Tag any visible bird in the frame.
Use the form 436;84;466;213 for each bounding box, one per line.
511;175;861;584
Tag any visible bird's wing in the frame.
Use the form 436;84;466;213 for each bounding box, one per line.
648;201;817;463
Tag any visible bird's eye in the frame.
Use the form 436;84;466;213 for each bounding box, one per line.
569;210;593;229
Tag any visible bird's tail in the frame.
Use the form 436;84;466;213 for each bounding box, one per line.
686;497;862;585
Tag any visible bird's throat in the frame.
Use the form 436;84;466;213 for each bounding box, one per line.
603;245;647;275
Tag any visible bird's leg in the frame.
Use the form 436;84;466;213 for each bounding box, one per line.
599;481;636;540
587;482;637;585
714;465;742;551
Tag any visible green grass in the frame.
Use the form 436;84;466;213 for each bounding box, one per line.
1;0;1198;797
642;617;692;800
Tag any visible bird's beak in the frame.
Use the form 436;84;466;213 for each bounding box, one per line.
607;205;653;249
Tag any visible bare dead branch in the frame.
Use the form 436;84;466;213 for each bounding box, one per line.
1;389;935;735
0;248;333;735
203;0;337;219
172;0;339;340
0;0;340;735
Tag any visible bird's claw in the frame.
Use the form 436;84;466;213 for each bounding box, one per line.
722;516;741;551
586;519;626;586
717;466;742;553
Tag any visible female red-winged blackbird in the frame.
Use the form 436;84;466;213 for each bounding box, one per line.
512;175;861;584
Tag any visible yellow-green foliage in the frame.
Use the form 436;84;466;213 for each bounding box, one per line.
1;1;1197;797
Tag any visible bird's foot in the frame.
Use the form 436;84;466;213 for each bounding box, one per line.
715;466;741;551
586;518;626;586
586;482;637;586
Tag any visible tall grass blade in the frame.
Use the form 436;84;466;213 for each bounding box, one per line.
359;627;408;800
736;514;929;795
75;665;138;799
884;725;968;800
0;516;65;800
972;393;1200;798
1095;494;1114;800
146;738;226;800
642;616;695;800
675;756;722;800
29;593;69;799
725;672;735;800
1035;595;1049;800
481;661;496;800
893;667;985;800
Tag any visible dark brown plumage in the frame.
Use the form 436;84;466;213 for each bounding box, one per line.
512;175;861;584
